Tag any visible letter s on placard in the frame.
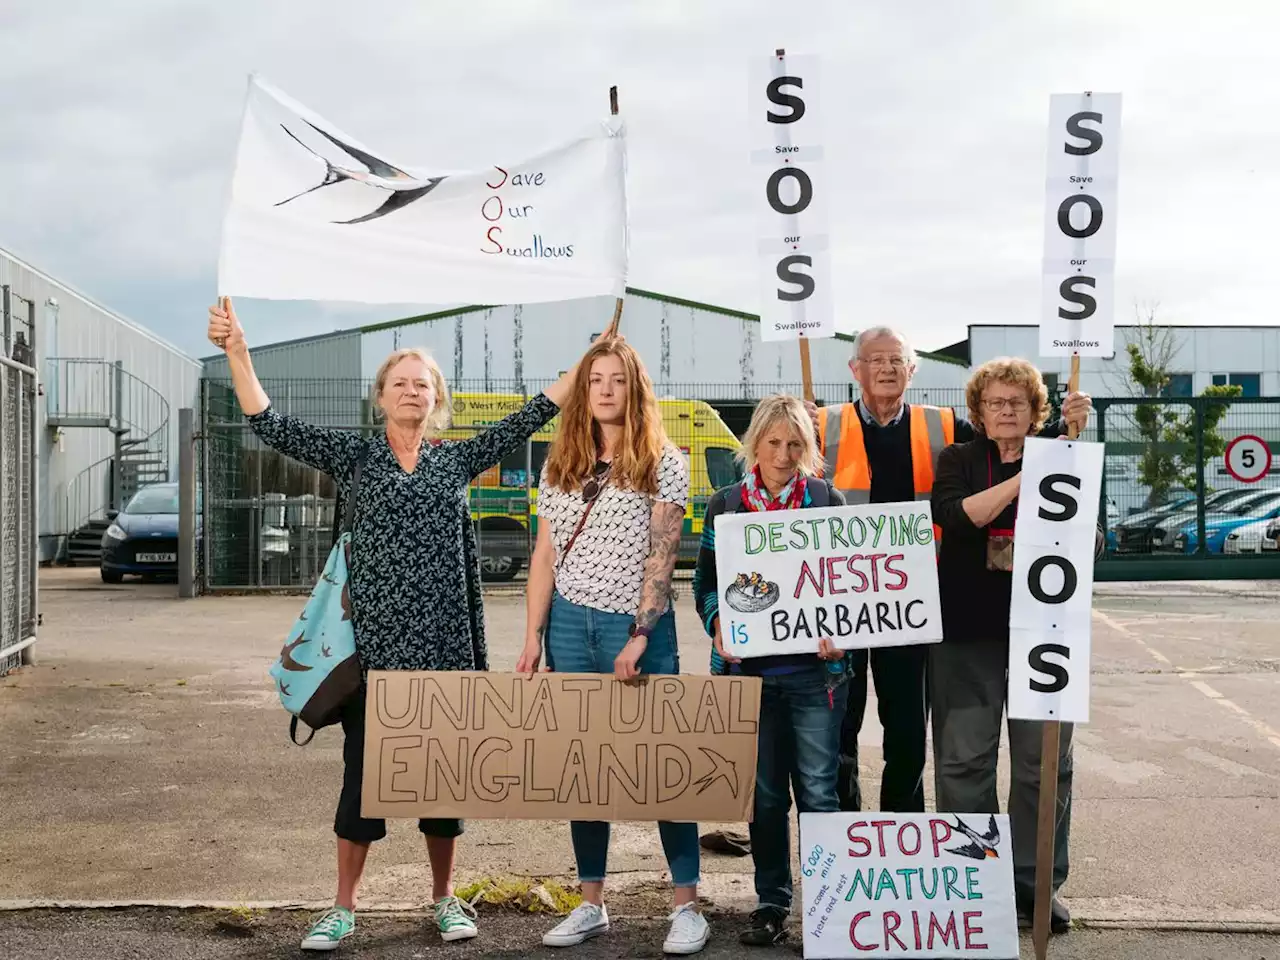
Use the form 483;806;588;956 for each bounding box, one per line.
776;255;815;302
1029;643;1070;692
766;76;806;124
1064;111;1104;155
1058;276;1097;320
1038;473;1082;521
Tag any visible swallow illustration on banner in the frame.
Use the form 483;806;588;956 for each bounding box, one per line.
279;634;312;672
694;747;739;798
321;644;332;658
946;815;1001;860
279;681;291;697
274;122;447;224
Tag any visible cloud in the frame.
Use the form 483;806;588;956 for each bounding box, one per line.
1;0;1277;359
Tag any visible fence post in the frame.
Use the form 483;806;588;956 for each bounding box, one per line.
24;358;37;665
2;285;10;358
1194;397;1207;555
112;360;124;511
178;408;196;598
1096;401;1108;531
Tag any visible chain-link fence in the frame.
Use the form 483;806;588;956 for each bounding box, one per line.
195;378;970;593
0;355;38;675
1095;396;1280;576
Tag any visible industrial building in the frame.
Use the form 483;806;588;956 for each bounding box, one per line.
1;245;203;564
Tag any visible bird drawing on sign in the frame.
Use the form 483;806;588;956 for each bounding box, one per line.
321;644;332;658
274;122;447;225
279;634;313;673
946;815;1001;860
693;748;739;798
322;571;339;586
298;610;307;621
279;681;291;698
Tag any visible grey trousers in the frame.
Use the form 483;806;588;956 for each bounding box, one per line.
929;639;1073;902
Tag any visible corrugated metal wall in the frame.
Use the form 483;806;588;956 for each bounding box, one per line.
359;291;970;401
1;246;203;560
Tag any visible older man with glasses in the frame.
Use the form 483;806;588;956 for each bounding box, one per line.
806;326;1091;815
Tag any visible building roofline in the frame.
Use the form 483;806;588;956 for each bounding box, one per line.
198;327;360;363
1;243;203;368
355;287;967;367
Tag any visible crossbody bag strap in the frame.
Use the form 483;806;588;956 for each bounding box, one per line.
556;493;602;571
331;442;371;546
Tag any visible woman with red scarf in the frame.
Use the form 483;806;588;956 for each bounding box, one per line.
692;394;849;948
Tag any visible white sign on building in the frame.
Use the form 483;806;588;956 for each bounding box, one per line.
1007;437;1105;723
750;52;835;342
1040;92;1122;358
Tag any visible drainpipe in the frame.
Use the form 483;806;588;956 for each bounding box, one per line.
113;360;124;511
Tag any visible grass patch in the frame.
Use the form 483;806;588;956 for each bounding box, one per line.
455;877;581;915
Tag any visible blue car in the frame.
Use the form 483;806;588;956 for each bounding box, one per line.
1170;494;1280;554
100;482;196;583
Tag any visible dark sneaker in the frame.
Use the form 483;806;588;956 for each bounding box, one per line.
740;906;788;946
1016;896;1070;934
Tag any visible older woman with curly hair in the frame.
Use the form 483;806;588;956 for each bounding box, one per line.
930;357;1093;936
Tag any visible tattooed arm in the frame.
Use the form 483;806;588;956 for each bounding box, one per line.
614;448;689;680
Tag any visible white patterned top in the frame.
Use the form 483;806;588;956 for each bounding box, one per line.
539;444;690;615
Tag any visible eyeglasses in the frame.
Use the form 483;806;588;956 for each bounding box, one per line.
582;461;613;502
858;355;909;370
982;397;1031;413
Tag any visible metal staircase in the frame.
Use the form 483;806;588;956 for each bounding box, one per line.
45;359;171;565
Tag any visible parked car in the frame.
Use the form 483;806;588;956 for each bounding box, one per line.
1223;518;1274;555
100;482;192;583
1170;494;1280;554
1266;519;1280;553
1149;488;1280;552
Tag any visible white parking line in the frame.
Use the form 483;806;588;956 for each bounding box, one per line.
1096;609;1280;752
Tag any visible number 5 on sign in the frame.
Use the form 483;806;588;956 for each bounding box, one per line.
1007;437;1105;723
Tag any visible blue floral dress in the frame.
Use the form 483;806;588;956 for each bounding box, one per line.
247;394;558;672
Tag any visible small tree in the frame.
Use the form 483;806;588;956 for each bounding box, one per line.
1119;303;1240;506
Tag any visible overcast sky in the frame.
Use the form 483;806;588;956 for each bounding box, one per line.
2;0;1276;359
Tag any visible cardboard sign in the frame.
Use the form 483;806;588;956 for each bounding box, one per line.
713;502;943;659
750;51;834;342
1040;91;1122;358
360;671;762;821
1007;437;1104;723
219;75;628;306
799;812;1018;959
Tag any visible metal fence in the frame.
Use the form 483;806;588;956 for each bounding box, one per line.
192;377;1280;593
0;354;38;674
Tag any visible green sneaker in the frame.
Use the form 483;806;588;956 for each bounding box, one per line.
434;895;479;942
301;906;355;952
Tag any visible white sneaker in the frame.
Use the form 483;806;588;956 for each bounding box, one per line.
542;902;609;947
663;902;710;955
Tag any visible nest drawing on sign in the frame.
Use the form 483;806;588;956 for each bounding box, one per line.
725;572;780;613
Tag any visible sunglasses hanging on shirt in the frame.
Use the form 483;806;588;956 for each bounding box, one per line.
582;460;613;503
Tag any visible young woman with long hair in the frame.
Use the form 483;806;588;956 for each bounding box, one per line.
517;337;708;956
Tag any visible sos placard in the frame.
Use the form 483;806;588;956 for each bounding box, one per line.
750;51;834;342
1007;437;1105;724
1040;91;1122;358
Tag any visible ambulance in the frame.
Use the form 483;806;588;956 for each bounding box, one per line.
445;392;743;581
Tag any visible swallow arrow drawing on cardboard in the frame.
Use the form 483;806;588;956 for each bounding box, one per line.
946;815;1001;860
694;747;739;798
274;122;447;225
279;634;312;672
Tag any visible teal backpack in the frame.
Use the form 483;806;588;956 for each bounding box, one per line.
269;445;368;745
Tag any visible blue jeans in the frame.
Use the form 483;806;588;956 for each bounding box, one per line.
545;592;700;888
750;663;847;911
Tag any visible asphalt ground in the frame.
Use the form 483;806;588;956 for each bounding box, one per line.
1;570;1277;934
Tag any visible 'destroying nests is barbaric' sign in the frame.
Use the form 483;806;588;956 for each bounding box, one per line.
1040;91;1122;358
714;502;943;659
361;671;762;822
799;812;1018;958
1007;437;1104;724
750;51;834;342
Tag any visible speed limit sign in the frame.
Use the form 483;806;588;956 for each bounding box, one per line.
1225;435;1272;483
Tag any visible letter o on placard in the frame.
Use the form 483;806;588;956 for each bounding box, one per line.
1057;195;1103;239
767;167;813;215
481;196;504;222
1028;555;1077;605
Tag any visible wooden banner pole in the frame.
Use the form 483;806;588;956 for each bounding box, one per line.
1032;351;1080;960
602;85;625;339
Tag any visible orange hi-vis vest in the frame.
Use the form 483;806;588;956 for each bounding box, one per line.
817;402;956;543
